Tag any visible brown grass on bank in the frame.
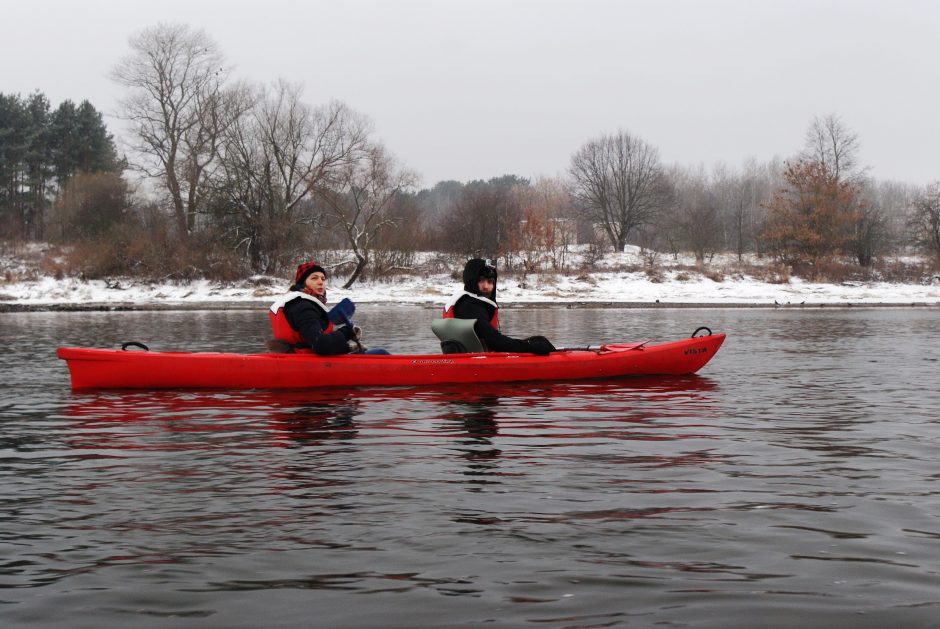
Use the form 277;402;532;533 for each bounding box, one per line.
64;223;247;282
4;237;940;287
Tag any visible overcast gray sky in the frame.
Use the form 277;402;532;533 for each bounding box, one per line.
4;0;938;187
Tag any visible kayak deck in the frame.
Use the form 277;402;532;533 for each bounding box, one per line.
57;333;725;391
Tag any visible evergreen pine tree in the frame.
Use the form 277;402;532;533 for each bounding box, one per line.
23;92;53;239
0;93;28;235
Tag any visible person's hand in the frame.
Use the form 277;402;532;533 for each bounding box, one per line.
340;325;362;341
342;325;364;353
526;336;556;356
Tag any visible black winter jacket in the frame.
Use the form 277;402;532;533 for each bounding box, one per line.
451;296;533;353
284;298;355;355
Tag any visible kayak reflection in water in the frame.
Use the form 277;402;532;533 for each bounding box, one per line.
268;261;389;355
271;401;360;448
436;391;501;485
439;258;556;355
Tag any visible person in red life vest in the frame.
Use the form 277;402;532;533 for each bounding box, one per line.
442;258;556;355
269;262;367;355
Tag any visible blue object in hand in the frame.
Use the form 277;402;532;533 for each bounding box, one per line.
328;298;356;326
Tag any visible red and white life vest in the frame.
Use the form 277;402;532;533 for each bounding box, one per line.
268;291;334;346
442;290;499;329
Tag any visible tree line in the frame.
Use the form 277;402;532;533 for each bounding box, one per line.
0;92;121;242
2;23;939;284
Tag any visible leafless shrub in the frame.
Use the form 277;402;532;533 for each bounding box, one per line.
67;221;246;281
791;258;867;283
370;248;418;281
746;262;791;284
641;247;661;269
579;241;606;271
705;269;725;282
877;259;936;283
38;247;70;280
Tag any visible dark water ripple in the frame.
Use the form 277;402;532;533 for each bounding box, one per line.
2;307;940;627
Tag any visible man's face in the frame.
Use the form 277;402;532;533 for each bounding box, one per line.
477;277;494;297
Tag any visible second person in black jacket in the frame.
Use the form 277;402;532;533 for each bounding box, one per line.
441;258;556;355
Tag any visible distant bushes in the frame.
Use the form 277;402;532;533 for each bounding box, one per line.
4;234;938;288
65;219;248;282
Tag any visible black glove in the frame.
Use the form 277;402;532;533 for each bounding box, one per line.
526;335;556;356
340;324;362;341
347;340;364;353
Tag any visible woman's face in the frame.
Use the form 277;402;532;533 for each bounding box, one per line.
304;271;327;296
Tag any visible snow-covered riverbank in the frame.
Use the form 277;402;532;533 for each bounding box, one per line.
3;245;939;310
3;269;939;310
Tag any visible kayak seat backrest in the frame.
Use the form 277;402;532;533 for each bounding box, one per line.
440;340;469;354
431;318;485;353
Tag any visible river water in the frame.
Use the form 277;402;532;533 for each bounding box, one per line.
2;306;940;627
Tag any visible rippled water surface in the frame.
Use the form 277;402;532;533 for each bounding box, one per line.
2;306;940;627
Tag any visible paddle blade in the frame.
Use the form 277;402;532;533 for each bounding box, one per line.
328;298;356;325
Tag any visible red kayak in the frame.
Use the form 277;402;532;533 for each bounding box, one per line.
57;331;725;391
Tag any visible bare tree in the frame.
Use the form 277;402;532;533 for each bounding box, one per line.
510;176;577;270
665;165;723;264
112;23;243;240
439;183;499;257
505;205;553;284
317;143;417;288
438;176;525;258
546;179;578;270
368;191;425;277
569;130;669;251
852;180;900;266
711;159;778;261
802;113;865;183
216;82;370;272
873;180;920;255
415;180;463;236
909;183;940;267
801;113;889;265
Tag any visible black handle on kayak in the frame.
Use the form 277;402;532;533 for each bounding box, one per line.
121;341;150;351
691;327;712;338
